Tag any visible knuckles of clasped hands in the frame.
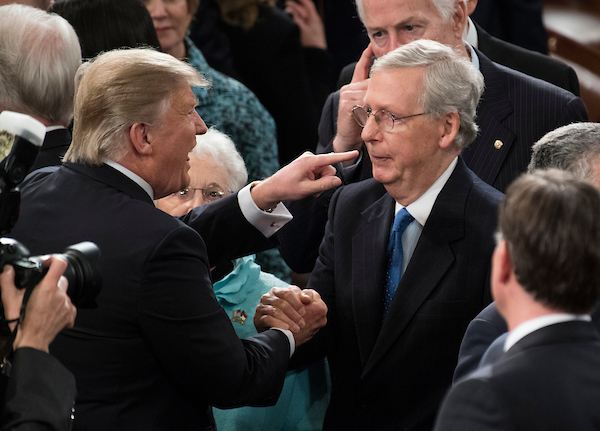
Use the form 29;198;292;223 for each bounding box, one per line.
254;286;327;347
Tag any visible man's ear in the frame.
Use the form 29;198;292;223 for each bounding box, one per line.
496;240;514;284
438;112;460;149
129;123;153;156
453;0;468;41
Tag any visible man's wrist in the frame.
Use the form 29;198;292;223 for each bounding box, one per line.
249;182;279;212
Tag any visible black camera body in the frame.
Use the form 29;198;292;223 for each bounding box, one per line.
0;111;102;310
0;238;102;309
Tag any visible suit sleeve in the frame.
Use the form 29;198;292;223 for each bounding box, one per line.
178;192;276;268
316;91;338;155
138;226;289;408
453;307;507;383
433;378;510;431
561;94;589;123
2;348;76;431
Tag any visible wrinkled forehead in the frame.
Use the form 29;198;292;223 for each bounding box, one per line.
365;67;425;110
362;0;445;26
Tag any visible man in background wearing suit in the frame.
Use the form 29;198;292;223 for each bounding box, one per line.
463;0;579;95
453;121;600;382
336;0;577;94
257;40;503;430
0;5;81;172
7;47;356;431
434;169;600;430
279;0;588;274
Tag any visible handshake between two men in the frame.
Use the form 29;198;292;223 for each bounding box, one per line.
250;149;364;346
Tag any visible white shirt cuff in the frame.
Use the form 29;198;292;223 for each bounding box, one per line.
271;328;295;357
237;184;293;237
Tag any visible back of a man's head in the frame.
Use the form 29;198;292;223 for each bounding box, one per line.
0;4;81;126
499;169;600;314
528;122;600;186
64;48;206;165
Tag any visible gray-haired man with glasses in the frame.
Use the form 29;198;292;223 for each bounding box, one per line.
256;39;504;431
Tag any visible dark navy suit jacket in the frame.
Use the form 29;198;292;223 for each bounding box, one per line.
436;321;600;430
1;348;77;430
292;158;503;430
28;128;71;174
9;163;290;431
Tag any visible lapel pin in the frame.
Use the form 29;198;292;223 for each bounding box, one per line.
232;309;248;325
494;140;503;150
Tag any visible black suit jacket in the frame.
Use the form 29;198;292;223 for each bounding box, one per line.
292;158;503;430
28;128;71;173
453;300;600;383
1;348;76;431
474;22;579;96
435;320;600;430
9;163;290;431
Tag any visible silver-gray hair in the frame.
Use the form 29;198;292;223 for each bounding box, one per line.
355;0;461;25
528;122;600;181
370;39;484;150
192;127;248;192
64;48;208;165
0;4;81;126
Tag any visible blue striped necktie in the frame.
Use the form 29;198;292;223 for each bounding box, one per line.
384;208;414;314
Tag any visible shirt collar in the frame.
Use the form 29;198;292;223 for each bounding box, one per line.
45;125;66;132
104;159;154;200
504;313;592;352
465;41;480;71
465;17;478;49
395;156;458;226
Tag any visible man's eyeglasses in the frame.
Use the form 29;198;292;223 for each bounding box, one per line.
351;105;427;132
172;184;232;204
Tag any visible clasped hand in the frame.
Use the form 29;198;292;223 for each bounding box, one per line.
254;286;327;347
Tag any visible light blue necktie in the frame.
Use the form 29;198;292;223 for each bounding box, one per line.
384;208;414;314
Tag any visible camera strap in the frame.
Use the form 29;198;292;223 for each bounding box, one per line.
0;287;31;376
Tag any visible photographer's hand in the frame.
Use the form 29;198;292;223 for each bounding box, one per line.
10;256;76;353
0;265;25;332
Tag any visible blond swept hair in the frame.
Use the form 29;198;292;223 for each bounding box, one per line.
65;48;208;165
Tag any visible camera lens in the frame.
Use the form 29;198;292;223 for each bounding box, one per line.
60;241;102;309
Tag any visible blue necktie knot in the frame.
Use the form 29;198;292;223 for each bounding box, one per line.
384;208;414;314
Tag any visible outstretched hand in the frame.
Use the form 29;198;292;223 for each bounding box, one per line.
250;150;358;210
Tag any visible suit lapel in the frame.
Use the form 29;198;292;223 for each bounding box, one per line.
351;192;395;367
362;159;472;376
461;50;515;187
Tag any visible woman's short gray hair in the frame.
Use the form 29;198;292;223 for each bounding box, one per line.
370;39;484;150
0;4;81;126
192;127;248;192
64;48;208;165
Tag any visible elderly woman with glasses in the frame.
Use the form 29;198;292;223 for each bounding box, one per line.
156;128;330;431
